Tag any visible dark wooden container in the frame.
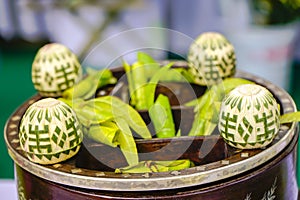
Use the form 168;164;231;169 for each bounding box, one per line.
4;61;299;199
13;130;299;199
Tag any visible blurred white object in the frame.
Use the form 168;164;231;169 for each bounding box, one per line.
0;0;48;41
226;24;297;90
0;0;14;40
219;0;298;90
0;180;18;200
44;1;166;68
166;0;222;56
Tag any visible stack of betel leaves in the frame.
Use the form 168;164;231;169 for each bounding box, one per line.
59;52;196;172
18;33;300;174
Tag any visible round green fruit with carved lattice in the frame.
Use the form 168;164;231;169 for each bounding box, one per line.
19;98;83;165
218;84;280;149
187;32;236;86
31;43;83;97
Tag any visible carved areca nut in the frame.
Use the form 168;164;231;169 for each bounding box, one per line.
31;43;83;97
187;32;236;86
19;98;83;164
218;84;280;149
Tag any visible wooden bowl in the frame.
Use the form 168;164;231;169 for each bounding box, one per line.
5;61;299;199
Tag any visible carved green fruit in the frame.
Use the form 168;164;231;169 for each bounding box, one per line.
19;98;83;164
31;43;83;97
218;84;280;149
188;32;236;86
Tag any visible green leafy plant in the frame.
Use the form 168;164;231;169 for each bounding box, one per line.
149;94;176;138
60;95;152;167
250;0;300;25
115;159;194;173
187;78;254;136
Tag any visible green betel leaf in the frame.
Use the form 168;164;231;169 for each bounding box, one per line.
62;95;151;167
149;94;176;138
280;112;300;124
123;59;149;109
123;59;137;107
62;79;92;100
87;122;119;147
83;99;114;121
188;78;254;136
156;159;193;171
62;68;116;100
115;159;193;174
137;52;160;78
123;52;177;110
94;96;152;139
145;62;174;108
185;78;254;107
59;98;114;127
131;61;148;109
115;161;154;173
222;78;254;93
158;67;194;83
115;118;139;166
137;51;158;64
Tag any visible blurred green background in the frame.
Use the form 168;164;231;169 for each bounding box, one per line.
0;41;40;179
1;0;300;188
